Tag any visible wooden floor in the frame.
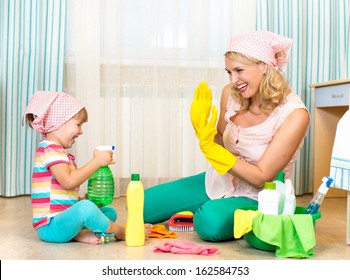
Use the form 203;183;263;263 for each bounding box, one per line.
1;194;349;260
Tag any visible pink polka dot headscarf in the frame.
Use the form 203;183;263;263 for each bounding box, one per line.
226;30;293;72
25;91;84;135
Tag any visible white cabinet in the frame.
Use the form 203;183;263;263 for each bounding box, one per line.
309;78;350;244
315;82;350;107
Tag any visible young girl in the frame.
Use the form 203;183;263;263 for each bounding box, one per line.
25;91;151;244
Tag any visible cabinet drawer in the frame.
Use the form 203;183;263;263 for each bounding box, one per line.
315;83;350;107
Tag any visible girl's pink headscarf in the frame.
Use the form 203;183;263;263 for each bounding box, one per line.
226;30;293;72
24;91;84;135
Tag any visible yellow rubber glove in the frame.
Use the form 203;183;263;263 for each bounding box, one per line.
198;105;237;175
190;81;212;138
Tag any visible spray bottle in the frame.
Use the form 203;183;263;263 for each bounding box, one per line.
273;171;286;214
87;145;115;207
282;179;296;215
305;176;333;214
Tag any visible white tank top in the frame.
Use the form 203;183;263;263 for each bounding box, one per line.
205;91;308;200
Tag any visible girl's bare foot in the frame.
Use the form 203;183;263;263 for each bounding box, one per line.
113;224;126;241
109;222;153;241
74;229;101;245
145;223;153;239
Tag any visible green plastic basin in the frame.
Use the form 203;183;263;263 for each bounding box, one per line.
237;205;321;252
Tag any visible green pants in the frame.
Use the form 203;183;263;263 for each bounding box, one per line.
144;172;257;242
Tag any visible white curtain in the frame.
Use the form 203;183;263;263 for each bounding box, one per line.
0;0;66;196
2;0;349;197
257;0;350;194
65;0;257;197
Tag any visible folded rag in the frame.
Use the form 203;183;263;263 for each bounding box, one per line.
149;224;178;239
233;209;261;238
252;213;316;258
153;239;219;256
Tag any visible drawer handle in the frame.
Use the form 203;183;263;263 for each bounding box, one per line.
332;93;344;98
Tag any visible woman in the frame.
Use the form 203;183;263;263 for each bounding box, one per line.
144;30;310;242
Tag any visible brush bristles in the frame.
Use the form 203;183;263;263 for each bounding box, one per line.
169;226;195;232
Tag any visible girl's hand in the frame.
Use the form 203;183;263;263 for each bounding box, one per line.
93;149;115;166
78;193;88;201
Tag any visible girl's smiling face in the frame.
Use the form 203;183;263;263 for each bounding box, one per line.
45;108;87;149
47;116;84;149
225;56;266;99
59;117;84;149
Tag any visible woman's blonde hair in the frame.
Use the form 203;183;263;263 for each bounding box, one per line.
225;51;290;113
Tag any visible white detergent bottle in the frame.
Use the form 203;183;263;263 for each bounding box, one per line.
258;182;281;215
282;179;296;215
273;171;286;214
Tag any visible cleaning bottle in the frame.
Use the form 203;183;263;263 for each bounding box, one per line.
258;182;281;215
125;173;145;246
305;176;333;214
87;146;115;207
282;179;296;215
273;171;286;214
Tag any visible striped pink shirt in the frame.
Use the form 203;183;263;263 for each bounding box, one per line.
31;140;78;230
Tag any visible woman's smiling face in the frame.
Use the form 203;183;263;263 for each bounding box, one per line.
225;56;266;99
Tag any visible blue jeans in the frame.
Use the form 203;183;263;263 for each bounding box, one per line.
144;172;257;241
37;200;117;243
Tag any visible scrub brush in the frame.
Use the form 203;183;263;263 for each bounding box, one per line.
168;211;195;232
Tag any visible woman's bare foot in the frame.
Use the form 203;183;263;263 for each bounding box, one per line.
74;229;101;245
